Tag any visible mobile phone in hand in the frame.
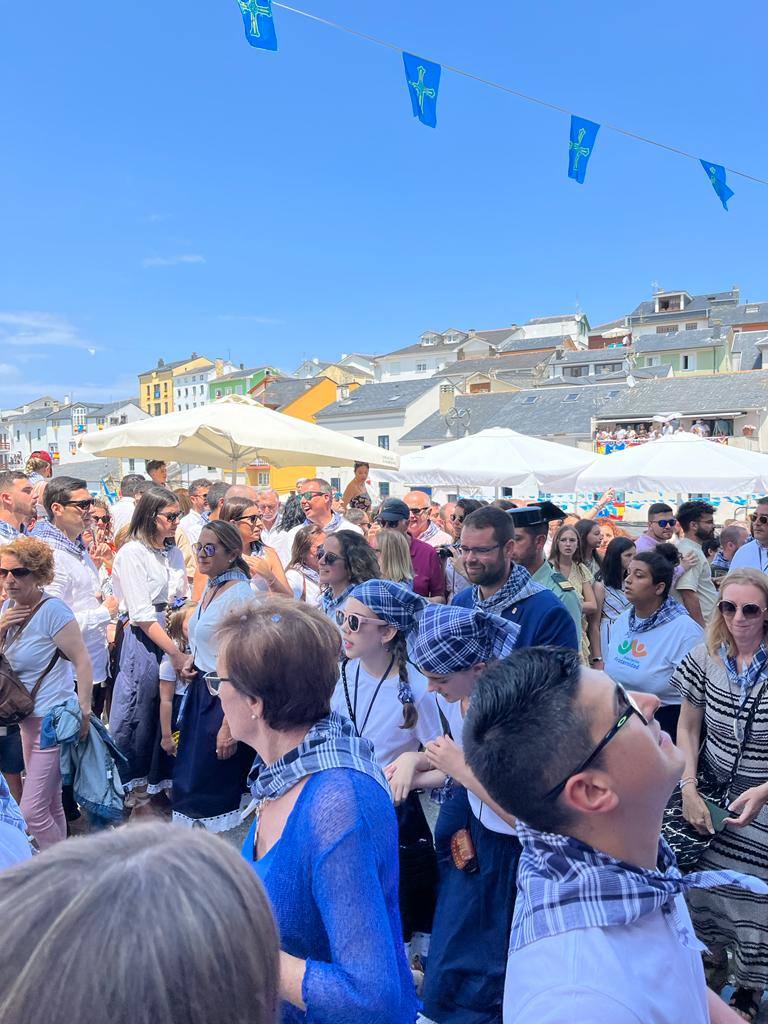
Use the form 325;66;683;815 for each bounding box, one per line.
702;798;730;833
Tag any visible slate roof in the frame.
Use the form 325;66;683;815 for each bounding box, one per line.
259;378;320;409
439;353;549;379
719;303;768;327
527;314;584;325
46;403;102;422
634;329;724;354
629;364;674;380
595;371;768;421
498;334;574;354
628;289;740;323
469;327;519;346
377;337;464;360
731;331;768;372
545;370;629;386
98;398;141;416
138;355;213;375
549;347;630;366
400;384;623;446
315;378;438;419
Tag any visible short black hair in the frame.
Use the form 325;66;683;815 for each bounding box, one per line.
677;500;715;533
633;541;680;599
647;502;673;519
455;498;485;518
702;537;721;559
462;506;514;548
601;536;636;590
463;647;595;833
207;481;228;511
120;474;148;498
189;478;212;496
145;460;166;474
43;476;88;518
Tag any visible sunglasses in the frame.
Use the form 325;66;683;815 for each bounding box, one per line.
450;513;464;523
235;514;262;525
299;491;325;501
543;684;649;800
194;542;219;557
91;514;110;525
409;507;430;516
317;546;343;566
749;513;768;526
718;600;768;619
335;609;387;631
64;499;94;511
203;671;235;697
652;518;677;528
157;510;182;523
0;566;32;579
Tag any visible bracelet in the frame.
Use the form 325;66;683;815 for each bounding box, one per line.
679;778;697;791
590;656;603;664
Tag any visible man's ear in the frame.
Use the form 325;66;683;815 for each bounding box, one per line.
563;771;619;817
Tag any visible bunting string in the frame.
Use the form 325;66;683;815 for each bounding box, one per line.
269;2;768;190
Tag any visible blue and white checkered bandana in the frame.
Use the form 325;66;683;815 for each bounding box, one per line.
412;604;520;675
511;821;768;953
0;520;20;543
247;712;388;803
628;596;688;634
31;518;87;562
721;641;768;706
349;579;427;636
472;562;544;616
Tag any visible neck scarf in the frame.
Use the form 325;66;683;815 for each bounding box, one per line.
299;565;320;586
511;821;768;953
0;520;19;543
721;641;768;706
711;550;731;571
628;596;688;634
31;519;86;562
321;583;354;617
473;563;544;616
247;712;388;805
207;568;250;590
413;604;520;675
311;509;343;533
420;521;441;544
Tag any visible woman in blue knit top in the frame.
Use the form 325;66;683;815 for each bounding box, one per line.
210;595;418;1024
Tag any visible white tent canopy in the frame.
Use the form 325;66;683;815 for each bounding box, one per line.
81;394;399;477
377;428;594;491
577;432;768;494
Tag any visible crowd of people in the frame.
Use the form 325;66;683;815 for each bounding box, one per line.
594;419;728;452
1;453;767;1023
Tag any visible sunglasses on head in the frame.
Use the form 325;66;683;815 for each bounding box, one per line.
653;517;677;528
157;510;182;523
718;600;768;619
317;546;343;565
750;513;768;526
335;609;387;631
0;566;32;579
300;491;325;502
65;499;94;511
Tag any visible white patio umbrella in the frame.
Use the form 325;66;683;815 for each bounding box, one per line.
577;432;768;494
80;394;399;478
376;427;594;491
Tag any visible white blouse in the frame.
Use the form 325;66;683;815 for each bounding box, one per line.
187;581;254;674
112;541;188;624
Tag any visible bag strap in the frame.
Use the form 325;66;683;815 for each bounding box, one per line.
0;597;51;655
28;650;61;704
726;675;768;792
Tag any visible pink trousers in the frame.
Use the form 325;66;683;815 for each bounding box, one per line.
19;716;66;850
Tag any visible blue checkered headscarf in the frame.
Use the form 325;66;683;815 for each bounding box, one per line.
412;605;520;676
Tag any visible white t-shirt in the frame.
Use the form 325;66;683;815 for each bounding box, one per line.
286;568;321;607
731;538;768;574
439;696;517;836
109;497;136;536
44;546;110;683
331;659;442;768
673;538;718;622
261;524;295;568
112;541;188;624
1;597;76;715
505;895;709;1024
187;581;253;674
603;608;703;705
178;509;206;547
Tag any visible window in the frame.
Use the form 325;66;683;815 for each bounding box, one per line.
153;385;161;399
49;443;58;455
596;363;619;374
377;435;390;450
145;385;150;397
215;390;222;399
154;403;161;415
522;395;538;405
331;478;341;494
36;429;41;440
655;326;674;335
184;387;188;397
164;402;169;413
199;384;204;393
257;471;270;487
15;431;19;442
565;393;580;402
645;357;660;367
379;482;390;499
566;366;587;378
681;353;697;371
746;305;760;315
128;459;136;471
416;362;428;372
685;322;698;331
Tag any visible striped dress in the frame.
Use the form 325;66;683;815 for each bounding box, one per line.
671;644;768;989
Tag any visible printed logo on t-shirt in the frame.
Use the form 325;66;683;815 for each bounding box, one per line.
618;639;647;659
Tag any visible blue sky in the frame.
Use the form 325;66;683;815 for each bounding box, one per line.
1;0;766;407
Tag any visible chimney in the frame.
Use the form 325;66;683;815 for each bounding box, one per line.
439;384;455;416
190;351;198;359
157;358;165;368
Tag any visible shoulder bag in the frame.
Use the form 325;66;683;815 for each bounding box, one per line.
0;599;62;725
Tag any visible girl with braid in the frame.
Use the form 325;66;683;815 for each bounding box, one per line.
331;580;442;955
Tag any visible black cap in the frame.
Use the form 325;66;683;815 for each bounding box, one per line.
378;497;410;522
506;505;547;528
527;500;567;523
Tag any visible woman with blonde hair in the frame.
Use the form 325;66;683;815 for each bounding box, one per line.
376;528;414;588
549;523;597;664
0;537;93;849
0;823;279;1024
673;567;768;1020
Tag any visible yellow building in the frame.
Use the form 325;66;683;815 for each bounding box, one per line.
246;376;354;493
138;354;213;416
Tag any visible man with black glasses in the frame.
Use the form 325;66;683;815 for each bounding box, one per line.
296;478;362;536
376;497;445;601
451;506;577;649
636;502;680;553
464;647;762;1024
731;496;768;575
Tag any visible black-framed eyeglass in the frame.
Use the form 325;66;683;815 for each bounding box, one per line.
317;546;343;566
299;491;325;502
91;514;111;524
235;513;262;525
0;566;32;579
204;671;235;697
64;499;94;511
408;507;430;516
542;684;649;801
157;510;182;523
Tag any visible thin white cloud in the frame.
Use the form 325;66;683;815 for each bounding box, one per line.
142;253;206;268
147;212;170;223
0;311;102;352
216;313;285;325
0;374;137;405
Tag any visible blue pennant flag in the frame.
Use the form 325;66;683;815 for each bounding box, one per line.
237;0;278;51
568;116;600;184
402;53;440;128
700;159;734;210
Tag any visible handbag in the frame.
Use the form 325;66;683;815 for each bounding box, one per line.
0;599;61;726
663;677;768;871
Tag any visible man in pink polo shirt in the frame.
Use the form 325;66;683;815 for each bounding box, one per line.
377;497;446;603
